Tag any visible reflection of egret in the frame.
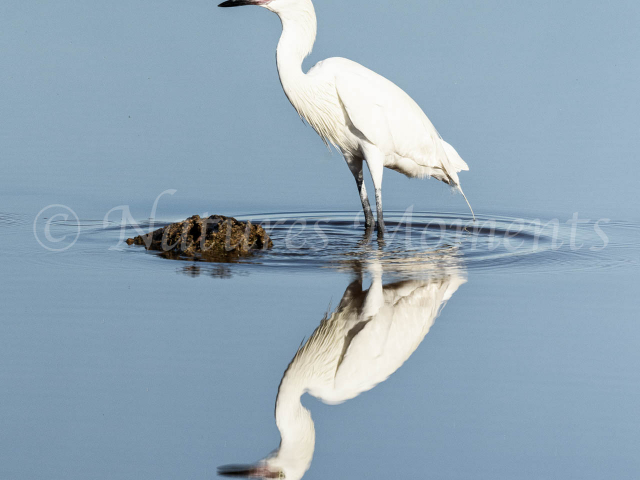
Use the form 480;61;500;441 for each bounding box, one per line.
219;260;466;480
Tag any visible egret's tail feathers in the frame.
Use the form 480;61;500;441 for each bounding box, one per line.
437;140;468;189
458;185;476;222
441;140;469;172
439;140;474;221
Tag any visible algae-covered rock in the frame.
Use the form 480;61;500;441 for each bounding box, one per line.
127;215;273;261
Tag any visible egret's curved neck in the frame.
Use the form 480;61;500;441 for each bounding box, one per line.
271;368;315;478
271;0;317;92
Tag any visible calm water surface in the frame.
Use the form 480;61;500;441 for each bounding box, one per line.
2;1;640;477
1;204;639;480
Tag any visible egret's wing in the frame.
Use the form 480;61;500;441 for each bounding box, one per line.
325;57;468;184
333;275;466;400
331;60;438;159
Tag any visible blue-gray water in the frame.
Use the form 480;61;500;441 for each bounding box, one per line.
1;204;639;479
2;0;640;478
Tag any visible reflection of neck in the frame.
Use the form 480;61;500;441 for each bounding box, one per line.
272;371;315;479
362;263;384;318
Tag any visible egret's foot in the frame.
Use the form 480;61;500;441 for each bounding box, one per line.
364;215;375;230
359;227;374;246
376;220;386;236
362;201;374;229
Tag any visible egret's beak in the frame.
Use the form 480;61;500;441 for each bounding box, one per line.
218;0;263;7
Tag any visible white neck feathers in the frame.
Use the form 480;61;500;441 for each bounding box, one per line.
270;371;315;480
272;0;317;71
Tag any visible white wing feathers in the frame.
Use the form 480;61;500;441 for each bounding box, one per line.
332;275;466;399
324;58;468;186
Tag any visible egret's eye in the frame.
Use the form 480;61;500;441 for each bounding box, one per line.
278;472;285;479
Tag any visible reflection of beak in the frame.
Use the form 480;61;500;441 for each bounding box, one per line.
218;464;281;478
218;0;264;7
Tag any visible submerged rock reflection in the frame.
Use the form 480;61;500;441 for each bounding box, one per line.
180;263;234;279
219;258;467;480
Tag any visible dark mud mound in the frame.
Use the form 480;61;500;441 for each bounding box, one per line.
127;215;273;262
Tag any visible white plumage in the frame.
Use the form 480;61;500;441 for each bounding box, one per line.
219;0;474;233
218;259;467;480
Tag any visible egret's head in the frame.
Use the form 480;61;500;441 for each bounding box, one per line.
218;456;309;480
217;413;315;480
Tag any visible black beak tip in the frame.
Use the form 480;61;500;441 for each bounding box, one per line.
218;0;254;7
217;464;258;477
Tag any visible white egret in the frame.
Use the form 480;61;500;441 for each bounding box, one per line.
218;0;474;234
218;259;467;479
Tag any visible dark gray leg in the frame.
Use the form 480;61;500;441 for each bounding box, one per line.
374;188;385;234
345;156;374;229
362;145;386;235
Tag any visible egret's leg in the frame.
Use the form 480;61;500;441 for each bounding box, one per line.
363;146;385;234
345;156;374;229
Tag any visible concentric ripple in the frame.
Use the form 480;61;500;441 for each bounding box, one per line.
8;210;638;276
114;211;639;276
0;212;26;230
